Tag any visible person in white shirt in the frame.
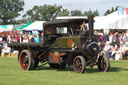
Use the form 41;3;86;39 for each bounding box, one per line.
0;35;3;42
103;41;111;59
109;33;113;44
115;41;126;60
1;43;11;57
110;43;118;60
23;36;29;43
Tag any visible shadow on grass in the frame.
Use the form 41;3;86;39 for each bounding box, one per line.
36;66;52;71
36;65;74;72
36;66;100;73
109;67;128;72
36;65;128;73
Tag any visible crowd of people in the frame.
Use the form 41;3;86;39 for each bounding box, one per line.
95;30;128;60
0;31;43;43
0;30;43;57
0;30;128;60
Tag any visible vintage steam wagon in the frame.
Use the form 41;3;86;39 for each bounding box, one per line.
8;17;110;73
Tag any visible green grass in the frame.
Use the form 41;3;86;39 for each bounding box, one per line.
0;57;128;85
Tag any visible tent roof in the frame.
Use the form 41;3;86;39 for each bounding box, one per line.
23;21;45;31
16;22;32;30
94;10;128;30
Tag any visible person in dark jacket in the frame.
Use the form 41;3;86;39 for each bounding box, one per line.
112;32;120;47
103;32;109;43
2;34;7;42
19;34;23;43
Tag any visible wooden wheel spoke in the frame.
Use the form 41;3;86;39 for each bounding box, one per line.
24;63;28;68
75;59;82;67
19;50;36;71
97;53;110;72
73;56;86;73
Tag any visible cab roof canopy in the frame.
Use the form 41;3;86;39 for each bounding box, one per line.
43;18;89;27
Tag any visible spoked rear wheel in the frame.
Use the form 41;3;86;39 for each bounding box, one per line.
97;52;110;72
73;56;86;73
19;50;35;71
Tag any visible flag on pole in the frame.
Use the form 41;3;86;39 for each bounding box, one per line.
126;8;128;15
117;7;124;15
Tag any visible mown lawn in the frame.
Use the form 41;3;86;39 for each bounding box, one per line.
0;57;128;85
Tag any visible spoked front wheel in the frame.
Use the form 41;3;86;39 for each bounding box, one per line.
97;52;110;72
73;56;86;73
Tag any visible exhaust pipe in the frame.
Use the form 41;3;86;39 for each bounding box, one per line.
88;16;94;39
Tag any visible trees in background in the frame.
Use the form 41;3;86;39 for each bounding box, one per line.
71;9;83;16
0;1;120;24
84;9;99;16
23;4;99;22
0;0;24;24
70;9;99;16
104;6;120;16
23;4;70;22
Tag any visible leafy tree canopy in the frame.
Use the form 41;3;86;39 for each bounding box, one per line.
71;9;83;16
23;4;70;22
84;8;99;16
23;4;99;22
104;6;121;16
0;0;24;24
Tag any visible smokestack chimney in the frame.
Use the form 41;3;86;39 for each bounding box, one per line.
88;16;94;39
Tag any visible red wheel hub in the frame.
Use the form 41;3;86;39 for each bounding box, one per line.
19;52;29;70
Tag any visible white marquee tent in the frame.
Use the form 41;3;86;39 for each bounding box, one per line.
94;10;128;33
23;21;46;31
57;12;128;33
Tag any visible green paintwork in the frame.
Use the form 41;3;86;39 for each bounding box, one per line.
51;37;80;48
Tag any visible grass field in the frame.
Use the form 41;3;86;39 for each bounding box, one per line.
0;57;128;85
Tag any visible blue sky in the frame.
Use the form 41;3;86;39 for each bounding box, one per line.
22;0;128;16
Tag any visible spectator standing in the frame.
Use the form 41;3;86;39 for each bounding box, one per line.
30;35;35;42
126;30;128;37
34;35;40;43
115;41;126;60
40;32;44;41
2;34;7;42
23;36;29;43
1;43;11;57
93;31;101;42
28;32;34;42
112;32;120;47
19;34;23;43
109;33;113;44
124;30;128;46
0;35;3;42
110;43;118;60
103;32;109;43
7;34;12;43
14;35;19;43
100;33;104;43
103;41;111;59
